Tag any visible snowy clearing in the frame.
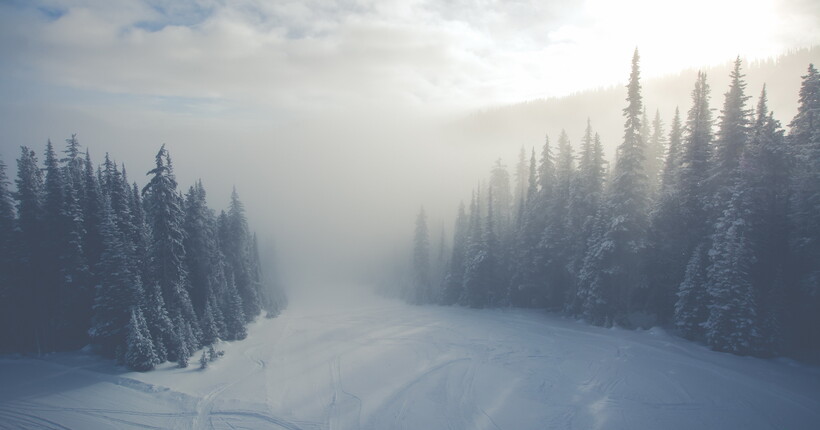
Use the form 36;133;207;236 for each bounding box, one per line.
1;287;819;430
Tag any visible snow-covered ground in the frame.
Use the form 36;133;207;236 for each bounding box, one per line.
2;285;819;430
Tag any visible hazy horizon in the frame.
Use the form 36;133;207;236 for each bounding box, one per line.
1;0;818;289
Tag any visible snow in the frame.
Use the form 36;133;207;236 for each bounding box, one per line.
2;286;819;430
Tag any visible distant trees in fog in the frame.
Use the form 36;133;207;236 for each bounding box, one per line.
0;141;286;371
409;51;820;361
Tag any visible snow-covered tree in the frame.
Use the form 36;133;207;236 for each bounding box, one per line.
674;243;709;340
704;185;759;355
14;146;44;352
90;196;142;357
540;129;574;310
0;158;17;350
412;207;432;304
582;48;649;322
787;64;820;360
710;57;752;206
142;145;200;359
221;188;261;321
125;306;159;371
443;203;468;305
645;109;666;198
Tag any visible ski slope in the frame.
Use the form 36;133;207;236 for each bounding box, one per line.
1;286;819;430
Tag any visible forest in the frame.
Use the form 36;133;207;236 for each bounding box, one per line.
407;51;820;362
0;142;285;370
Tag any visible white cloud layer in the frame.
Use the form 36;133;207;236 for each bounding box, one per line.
2;0;817;115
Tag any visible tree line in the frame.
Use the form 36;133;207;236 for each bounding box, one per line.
409;51;819;361
0;141;286;370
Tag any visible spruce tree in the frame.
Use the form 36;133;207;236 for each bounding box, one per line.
489;159;513;233
704;184;759;355
41;140;66;351
513;146;529;220
582;48;649;323
90;196;141;356
142;145;200;355
56;148;91;350
540;129;574;309
83;150;104;286
671;73;715;330
660;107;683;194
223;271;247;340
710;57;752;206
740;87;789;354
412;207;432;304
222;188;261;321
674;243;709;340
461;190;488;307
509;149;543;307
184;181;218;314
645;110;666;197
200;297;221;345
0;158;16;350
15;146;44;352
142;281;173;363
443;203;468;305
787;64;820;360
125;307;158;371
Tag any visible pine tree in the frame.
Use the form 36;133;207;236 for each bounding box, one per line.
40;140;67;351
222;188;261;321
577;211;612;324
489;159;513;233
660;107;683;194
15;146;44;352
540;129;574;309
787;64;820;360
125;307;158;372
510;149;544;307
513;146;529;220
200;296;221;345
184;181;218;315
788;66;820;282
199;350;209;369
568;124;607;314
444;204;468;305
461;189;489;307
740;86;789;355
645;110;666;197
142;145;200;355
174;315;191;368
55;146;91;349
710;57;752;206
488;160;513;303
142;281;173;363
412;207;431;304
704;185;759;355
223;271;247;340
90;196;142;356
674;243;709;340
582;48;649;323
669;73;715;327
83;150;104;287
0;158;17;350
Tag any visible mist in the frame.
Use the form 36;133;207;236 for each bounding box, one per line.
2;1;818;296
3;2;820;429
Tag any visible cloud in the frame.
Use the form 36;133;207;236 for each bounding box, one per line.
0;0;817;117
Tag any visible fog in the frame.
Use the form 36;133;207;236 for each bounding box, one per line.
0;97;506;289
1;0;818;294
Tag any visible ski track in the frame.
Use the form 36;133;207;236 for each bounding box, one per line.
2;291;820;429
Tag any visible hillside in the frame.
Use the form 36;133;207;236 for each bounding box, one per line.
451;46;819;158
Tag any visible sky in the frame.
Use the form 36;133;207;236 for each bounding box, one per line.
0;0;818;285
